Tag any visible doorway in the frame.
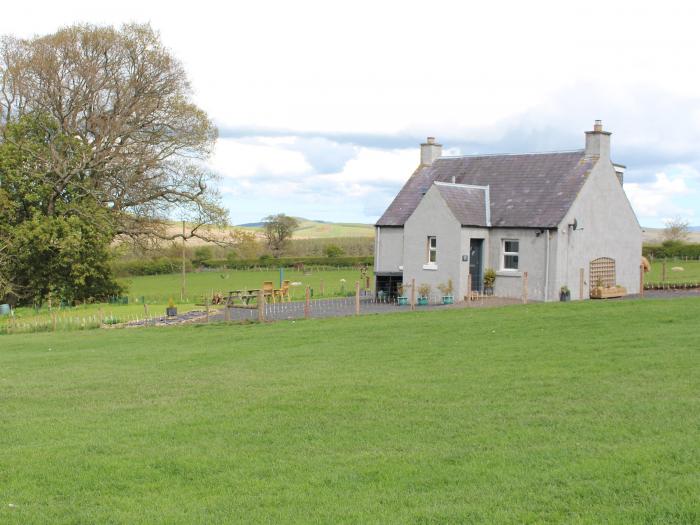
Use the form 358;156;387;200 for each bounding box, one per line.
469;239;484;293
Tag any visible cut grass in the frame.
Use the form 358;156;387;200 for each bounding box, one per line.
1;299;699;523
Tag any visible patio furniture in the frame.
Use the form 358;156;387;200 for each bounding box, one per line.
275;280;291;302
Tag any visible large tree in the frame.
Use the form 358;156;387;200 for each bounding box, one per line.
263;214;299;257
0;23;227;243
0;23;228;304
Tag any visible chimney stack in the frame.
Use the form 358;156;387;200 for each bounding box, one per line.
420;136;442;166
584;120;611;160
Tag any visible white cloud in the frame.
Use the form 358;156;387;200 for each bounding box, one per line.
209;139;312;180
625;171;696;220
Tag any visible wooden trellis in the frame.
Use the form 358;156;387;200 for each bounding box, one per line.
589;257;616;290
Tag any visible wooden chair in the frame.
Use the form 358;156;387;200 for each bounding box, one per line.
275;280;291;302
262;281;275;303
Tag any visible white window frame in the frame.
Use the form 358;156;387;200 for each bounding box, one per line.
501;239;519;271
427;236;437;263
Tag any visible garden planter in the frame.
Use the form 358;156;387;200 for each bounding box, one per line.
166;306;178;317
590;286;626;299
417;297;429;306
397;296;409;306
483;286;494;296
559;290;571;302
442;295;454;305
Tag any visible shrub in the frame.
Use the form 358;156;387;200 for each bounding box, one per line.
324;244;345;258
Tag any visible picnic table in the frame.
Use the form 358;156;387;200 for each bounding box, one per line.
226;289;261;307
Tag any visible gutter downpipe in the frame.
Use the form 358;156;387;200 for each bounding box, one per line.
544;230;551;302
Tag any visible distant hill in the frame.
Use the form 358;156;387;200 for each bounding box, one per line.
643;227;700;244
237;218;374;239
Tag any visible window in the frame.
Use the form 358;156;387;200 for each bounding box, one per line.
427;236;437;263
502;239;519;270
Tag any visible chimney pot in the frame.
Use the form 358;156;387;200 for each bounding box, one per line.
427;136;435;144
594;120;603;132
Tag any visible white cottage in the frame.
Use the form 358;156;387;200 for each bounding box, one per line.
374;121;642;302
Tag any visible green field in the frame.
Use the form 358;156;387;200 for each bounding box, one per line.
1;299;699;523
646;258;700;283
1;268;370;333
121;268;370;303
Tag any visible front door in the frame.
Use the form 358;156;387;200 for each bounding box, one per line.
469;239;484;293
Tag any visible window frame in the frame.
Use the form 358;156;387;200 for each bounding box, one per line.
501;239;520;271
427;236;437;264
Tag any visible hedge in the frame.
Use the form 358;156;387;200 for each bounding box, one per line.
112;256;374;276
643;244;700;259
202;256;374;270
112;257;192;277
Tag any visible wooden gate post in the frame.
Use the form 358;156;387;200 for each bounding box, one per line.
522;271;529;304
304;286;310;319
640;263;645;297
410;278;416;311
257;290;265;322
355;281;360;315
466;272;471;302
579;268;585;300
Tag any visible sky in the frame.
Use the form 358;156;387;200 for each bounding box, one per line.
3;0;700;227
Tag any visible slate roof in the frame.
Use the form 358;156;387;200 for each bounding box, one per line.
376;150;598;228
434;183;489;227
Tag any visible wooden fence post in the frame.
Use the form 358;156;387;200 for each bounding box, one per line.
579;268;585;300
355;281;360;315
410;278;416;311
640;264;645;297
257;290;265;322
466;272;471;302
304;286;311;319
522;271;529;304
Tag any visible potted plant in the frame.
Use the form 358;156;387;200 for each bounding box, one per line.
483;268;496;296
417;283;431;305
397;284;409;306
559;285;571;302
437;279;454;304
166;297;177;317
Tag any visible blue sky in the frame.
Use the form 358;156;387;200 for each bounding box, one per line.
4;0;700;227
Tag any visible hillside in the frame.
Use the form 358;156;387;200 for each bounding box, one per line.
237;217;375;239
643;227;700;244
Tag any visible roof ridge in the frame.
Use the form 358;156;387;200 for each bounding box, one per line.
436;149;584;160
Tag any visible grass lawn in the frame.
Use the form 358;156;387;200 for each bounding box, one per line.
1;299;699;523
646;258;700;283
